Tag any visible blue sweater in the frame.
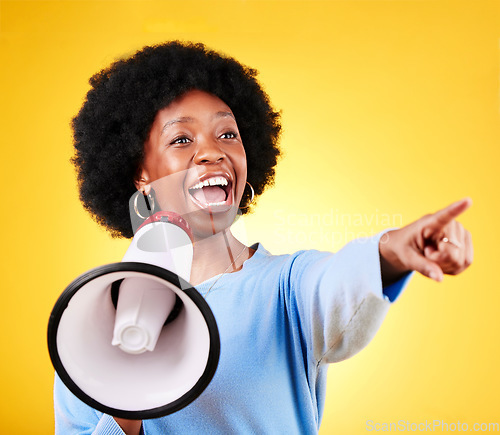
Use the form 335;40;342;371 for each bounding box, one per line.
54;232;411;434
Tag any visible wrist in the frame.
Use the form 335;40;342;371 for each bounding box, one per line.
113;417;142;435
379;230;411;287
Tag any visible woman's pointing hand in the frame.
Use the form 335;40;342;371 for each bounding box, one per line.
379;198;473;286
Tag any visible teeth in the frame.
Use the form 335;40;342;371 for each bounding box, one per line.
190;176;229;190
207;201;226;206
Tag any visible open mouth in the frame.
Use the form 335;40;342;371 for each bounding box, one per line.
188;175;233;209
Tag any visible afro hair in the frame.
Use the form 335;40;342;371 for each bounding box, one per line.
72;41;282;238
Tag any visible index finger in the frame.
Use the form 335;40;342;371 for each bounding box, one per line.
424;197;472;233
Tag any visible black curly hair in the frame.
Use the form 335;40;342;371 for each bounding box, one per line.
72;41;282;238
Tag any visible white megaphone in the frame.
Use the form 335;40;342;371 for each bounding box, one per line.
47;211;220;420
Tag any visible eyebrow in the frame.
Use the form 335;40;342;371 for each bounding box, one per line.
160;111;236;135
214;111;235;121
161;117;194;135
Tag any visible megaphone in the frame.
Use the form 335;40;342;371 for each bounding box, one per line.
47;211;220;420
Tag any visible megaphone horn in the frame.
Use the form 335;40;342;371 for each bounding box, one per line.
47;211;220;420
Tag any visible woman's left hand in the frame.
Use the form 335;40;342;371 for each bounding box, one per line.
379;198;473;286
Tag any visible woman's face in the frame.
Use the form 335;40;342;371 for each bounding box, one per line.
137;89;247;240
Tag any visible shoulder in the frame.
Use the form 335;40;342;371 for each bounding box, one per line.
246;243;333;282
247;242;323;265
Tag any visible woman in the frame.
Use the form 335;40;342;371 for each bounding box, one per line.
55;41;472;434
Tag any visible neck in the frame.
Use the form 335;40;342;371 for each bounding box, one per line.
189;229;248;286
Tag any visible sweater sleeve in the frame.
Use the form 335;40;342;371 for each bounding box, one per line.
288;230;412;365
54;374;126;435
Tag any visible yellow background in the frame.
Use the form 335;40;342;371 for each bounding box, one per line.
1;0;499;433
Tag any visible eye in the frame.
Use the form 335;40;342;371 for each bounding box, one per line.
171;136;191;145
220;131;238;140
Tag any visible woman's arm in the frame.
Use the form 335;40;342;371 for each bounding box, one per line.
54;374;142;435
288;199;472;366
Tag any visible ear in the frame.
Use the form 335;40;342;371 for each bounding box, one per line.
134;167;151;194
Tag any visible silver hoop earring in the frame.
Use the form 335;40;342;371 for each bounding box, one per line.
239;181;255;210
133;190;156;219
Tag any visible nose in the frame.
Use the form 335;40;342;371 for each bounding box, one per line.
193;136;225;165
